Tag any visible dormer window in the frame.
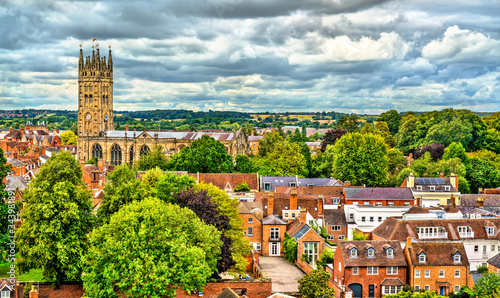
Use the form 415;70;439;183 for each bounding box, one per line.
429;186;435;191
416;185;422;191
367;248;375;258
444;186;450;191
486;227;495;236
386;248;394;258
419;253;426;263
350;248;358;258
454;253;461;263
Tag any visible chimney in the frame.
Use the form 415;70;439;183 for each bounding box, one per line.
451;194;456;206
29;285;39;298
317;195;323;215
268;193;274;215
477;197;484;207
98;159;104;171
450;173;458;189
416;197;421;207
251;130;254;136
125;125;129;131
408;173;415;188
300;209;307;224
479;188;484;194
290;189;298;209
406;237;412;249
344;181;351;187
439;172;444;178
9;127;12;132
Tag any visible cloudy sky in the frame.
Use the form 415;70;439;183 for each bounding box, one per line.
0;0;499;114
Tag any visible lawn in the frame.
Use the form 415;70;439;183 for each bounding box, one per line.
0;261;44;281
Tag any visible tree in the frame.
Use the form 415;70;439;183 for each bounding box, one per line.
258;131;283;157
320;129;347;152
60;130;77;145
388;148;407;175
168;135;234;173
332;133;389;186
234;154;255;173
443;142;468;163
140;167;164;188
155;172;196;204
97;164;153;223
16;151;93;285
352;229;368;240
256;140;306;176
413;143;445;161
82;197;222;298
298;268;336;298
474;272;500;298
0;148;12;256
136;145;169;171
385;291;446;297
465;157;500;194
375;121;396;148
283;233;298;263
336;115;360;132
194;183;250;274
378;110;401;135
234;182;250;192
361;123;376;134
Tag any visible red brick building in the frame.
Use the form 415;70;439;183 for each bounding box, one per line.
323;209;348;244
343;187;415;206
238;202;264;252
261;215;287;256
332;241;407;298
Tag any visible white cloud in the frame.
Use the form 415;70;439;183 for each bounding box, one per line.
422;25;500;63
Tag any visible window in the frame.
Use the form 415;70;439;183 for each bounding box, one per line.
252;242;261;250
314;207;318;211
424;285;430;291
389;202;395;206
248;227;253;236
383;286;402;295
327;235;334;240
378;217;383;222
444;186;451;191
417;185;422;190
349;214;354;220
439;270;444;277
284;213;288;217
483;245;487;254
415;285;420;292
285;206;288;210
429;186;435;191
1;291;10;298
364;202;370;205
361;216;366;222
270;227;279;240
425;270;430;278
304;242;319;267
292;213;296;218
492;245;496;252
454;253;461;263
486;227;495;236
455;285;460;293
248;218;253;223
331;225;341;231
376;202;382;206
353;267;359;275
455;270;460;277
264;182;270;191
367;248;374;258
350;248;358;258
289;182;296;187
404;202;410;206
474;245;479;252
367;267;378;275
338;262;341;271
386;248;394;258
110;144;122;165
370;217;374;222
419;253;426;263
339;235;345;240
85;86;88;91
387;267;398;275
90;86;93;91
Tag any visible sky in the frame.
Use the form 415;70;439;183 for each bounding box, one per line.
0;0;499;114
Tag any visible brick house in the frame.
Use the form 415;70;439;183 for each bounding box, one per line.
404;239;472;295
487;253;500;273
343;187;415;206
248;135;263;156
238;202;264;252
323;209;348;244
332;241;407;298
261;214;287;256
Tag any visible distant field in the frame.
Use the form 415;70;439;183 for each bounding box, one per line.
250;114;333;121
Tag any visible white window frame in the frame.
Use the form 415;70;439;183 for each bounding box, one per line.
424;285;430;291
327;235;334;240
248;227;253;237
248;218;253;223
353;267;359;275
415;285;420;292
367;248;374;258
339;235;345;240
416;185;422;191
419;253;426;263
367;266;378;275
256;242;261;250
382;286;402;295
387;267;398;275
454;254;461;263
264;182;271;191
350;248;358;258
304;242;319;267
386;248;394;258
388;202;394;206
486;227;495;236
455;285;460;293
415;270;420;278
455;270;460;277
270;227;279;240
425;270;430;278
1;292;11;298
429;186;435;191
439;270;444;278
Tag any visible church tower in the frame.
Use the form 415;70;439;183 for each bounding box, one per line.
77;45;114;137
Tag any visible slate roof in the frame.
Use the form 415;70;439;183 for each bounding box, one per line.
338;241;407;267
5;176;27;192
461;194;500;207
6;158;25;167
487;253;500;268
262;214;287;225
407;242;469;267
105;130;235;141
261;176;340;191
259;193;322;218
372;217;500;241
324;209;347;226
344;187;414;200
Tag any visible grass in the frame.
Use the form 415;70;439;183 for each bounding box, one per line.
0;261;44;281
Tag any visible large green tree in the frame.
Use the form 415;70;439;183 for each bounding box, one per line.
136;145;169;171
465;157;500;194
256;140;306;176
0;148;12;256
168;135;234;173
59;130;77;145
474;272;500;298
82;197;222;298
16;151;93;285
298;268;336;298
378;109;401;135
332;133;389;186
258;131;283;157
155;172;196;204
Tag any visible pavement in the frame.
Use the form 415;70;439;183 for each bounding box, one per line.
258;256;305;293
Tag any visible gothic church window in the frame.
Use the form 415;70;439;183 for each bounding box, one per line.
92;143;103;159
129;146;134;165
140;145;150;157
111;144;122;166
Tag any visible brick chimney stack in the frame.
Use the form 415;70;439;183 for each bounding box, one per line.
300;209;307;224
344;181;351;187
451;194;456;206
9;127;12;132
290;189;298;210
406;237;412;248
125;125;129;131
477;197;484;207
268;192;274;215
408;173;415;188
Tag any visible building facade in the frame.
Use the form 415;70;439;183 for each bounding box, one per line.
76;46;249;166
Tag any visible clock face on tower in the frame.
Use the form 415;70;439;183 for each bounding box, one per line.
86;114;91;120
104;114;108;120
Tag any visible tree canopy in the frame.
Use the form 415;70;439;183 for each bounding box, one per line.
298;268;336;298
136;145;169;171
59;130;77;145
16;151;93;285
82;197;222;298
168;135;234;173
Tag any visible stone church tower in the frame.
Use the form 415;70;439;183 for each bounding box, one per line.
77;45;113;137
